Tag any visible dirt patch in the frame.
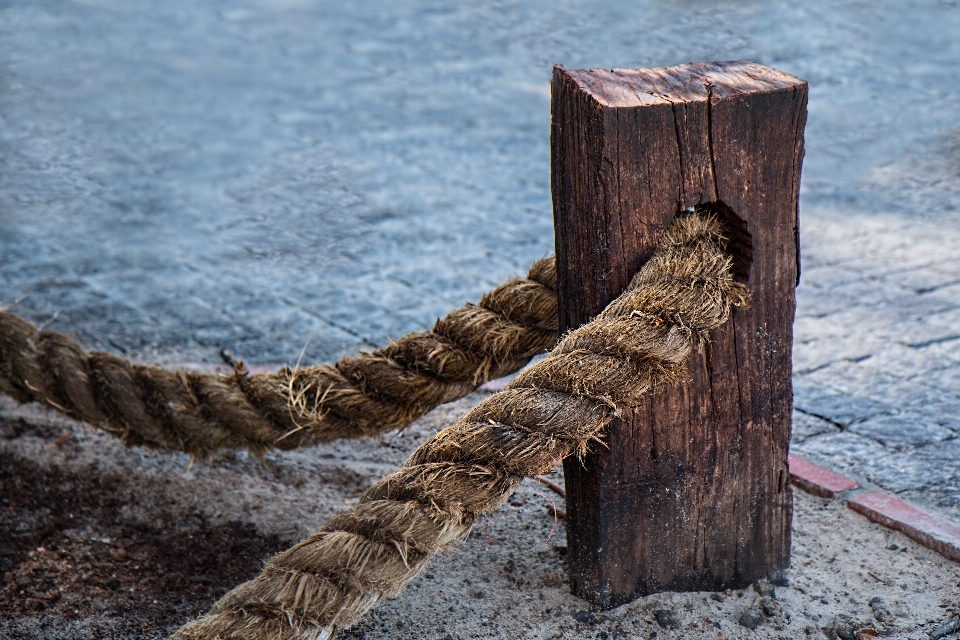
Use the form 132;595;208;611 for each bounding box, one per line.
2;397;960;639
0;447;287;640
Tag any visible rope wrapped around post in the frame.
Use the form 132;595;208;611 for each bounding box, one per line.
0;259;558;458
170;211;749;640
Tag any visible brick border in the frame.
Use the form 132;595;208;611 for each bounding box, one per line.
788;454;960;564
788;453;860;498
848;491;960;563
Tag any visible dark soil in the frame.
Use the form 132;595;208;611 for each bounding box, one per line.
0;428;288;639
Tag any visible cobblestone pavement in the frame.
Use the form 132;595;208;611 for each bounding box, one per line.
1;1;959;521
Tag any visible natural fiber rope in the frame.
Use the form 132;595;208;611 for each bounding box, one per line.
170;211;749;640
0;259;557;458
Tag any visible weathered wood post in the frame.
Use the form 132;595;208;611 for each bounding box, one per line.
551;61;807;608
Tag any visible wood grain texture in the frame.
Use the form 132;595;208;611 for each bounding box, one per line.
551;60;807;607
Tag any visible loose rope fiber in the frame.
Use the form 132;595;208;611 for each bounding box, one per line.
170;211;749;640
0;260;557;458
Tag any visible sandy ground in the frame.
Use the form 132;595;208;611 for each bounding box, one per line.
2;392;959;640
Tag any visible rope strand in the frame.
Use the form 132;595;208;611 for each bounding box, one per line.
170;211;749;640
0;259;558;458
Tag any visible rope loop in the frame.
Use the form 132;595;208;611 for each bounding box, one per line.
170;210;749;639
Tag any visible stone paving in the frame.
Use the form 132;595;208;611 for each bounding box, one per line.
792;210;960;522
1;1;959;521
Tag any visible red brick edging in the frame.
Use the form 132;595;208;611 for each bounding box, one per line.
788;453;960;564
848;491;960;563
787;453;860;498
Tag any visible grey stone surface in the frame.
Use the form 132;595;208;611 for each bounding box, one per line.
787;203;960;523
793;381;893;427
791;211;960;521
791;432;894;480
790;409;840;444
858;450;960;494
2;0;960;521
848;414;955;451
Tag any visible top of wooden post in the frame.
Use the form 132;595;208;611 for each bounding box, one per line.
556;60;805;108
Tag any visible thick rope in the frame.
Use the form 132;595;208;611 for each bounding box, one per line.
170;211;749;640
0;260;558;458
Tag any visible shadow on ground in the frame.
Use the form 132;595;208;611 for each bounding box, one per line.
0;423;287;639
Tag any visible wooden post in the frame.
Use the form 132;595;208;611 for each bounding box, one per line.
551;61;807;608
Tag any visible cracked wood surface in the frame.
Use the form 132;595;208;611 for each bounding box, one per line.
551;63;807;607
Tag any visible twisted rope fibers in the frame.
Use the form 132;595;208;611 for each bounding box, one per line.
0;259;558;458
170;211;749;640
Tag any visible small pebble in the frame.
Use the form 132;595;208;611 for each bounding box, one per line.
833;614;860;640
760;597;782;617
740;607;765;630
874;609;892;622
653;609;680;629
868;597;893;622
572;609;597;624
542;571;561;587
930;616;960;640
753;579;776;598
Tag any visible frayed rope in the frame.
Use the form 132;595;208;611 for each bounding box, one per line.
170;210;749;640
